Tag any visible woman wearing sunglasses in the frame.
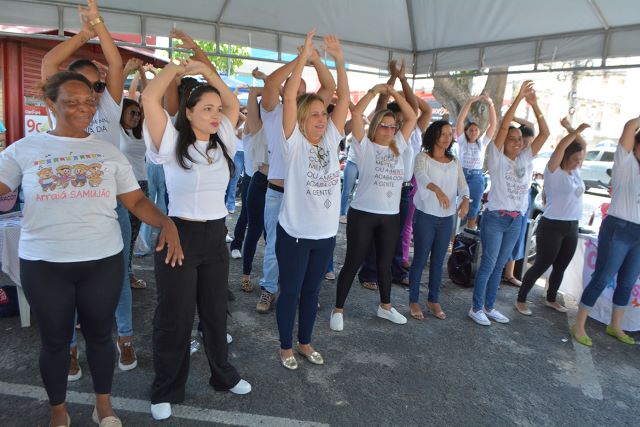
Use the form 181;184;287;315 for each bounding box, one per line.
41;0;140;388
468;80;550;326
330;83;417;331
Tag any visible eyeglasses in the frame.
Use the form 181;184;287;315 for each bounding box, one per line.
92;81;107;93
378;123;398;130
128;110;142;118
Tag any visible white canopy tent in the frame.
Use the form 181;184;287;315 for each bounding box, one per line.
2;0;640;76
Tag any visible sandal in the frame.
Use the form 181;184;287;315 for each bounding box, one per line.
503;276;522;287
394;277;410;286
361;281;378;291
409;303;424;320
241;277;253;293
427;302;446;320
130;276;147;289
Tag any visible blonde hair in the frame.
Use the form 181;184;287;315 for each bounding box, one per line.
368;109;400;156
297;93;325;139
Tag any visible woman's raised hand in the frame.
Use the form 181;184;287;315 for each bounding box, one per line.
323;35;344;62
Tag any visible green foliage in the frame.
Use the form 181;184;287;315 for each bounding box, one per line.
173;40;248;75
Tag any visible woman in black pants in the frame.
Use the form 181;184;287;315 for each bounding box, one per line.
516;120;590;315
0;71;182;427
143;58;251;420
331;83;417;331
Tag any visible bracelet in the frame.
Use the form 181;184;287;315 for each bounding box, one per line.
89;16;104;27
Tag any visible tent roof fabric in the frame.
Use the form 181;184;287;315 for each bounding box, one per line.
2;0;639;75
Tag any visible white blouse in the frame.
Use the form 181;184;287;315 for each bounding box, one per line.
413;153;470;217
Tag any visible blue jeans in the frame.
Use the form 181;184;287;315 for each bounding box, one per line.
275;224;334;349
463;169;484;219
242;172;268;275
71;203;132;346
581;215;640;308
409;211;454;303
226;151;244;211
472;210;525;311
259;188;283;293
139;162;167;254
340;160;358;216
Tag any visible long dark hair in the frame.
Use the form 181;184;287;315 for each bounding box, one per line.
120;98;143;139
422;120;454;159
174;84;235;175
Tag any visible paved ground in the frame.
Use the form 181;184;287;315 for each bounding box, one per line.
1;192;639;426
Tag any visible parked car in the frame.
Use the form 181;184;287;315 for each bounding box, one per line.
531;150;553;176
581;147;615;190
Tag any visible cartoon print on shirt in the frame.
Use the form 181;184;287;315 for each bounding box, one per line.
55;165;73;189
37;167;57;192
86;163;104;187
71;164;89;187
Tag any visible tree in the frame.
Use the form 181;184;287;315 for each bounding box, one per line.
432;68;508;131
173;40;248;75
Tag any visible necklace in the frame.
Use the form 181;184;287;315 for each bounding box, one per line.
193;145;213;165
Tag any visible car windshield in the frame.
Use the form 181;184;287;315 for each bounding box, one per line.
585;151;599;161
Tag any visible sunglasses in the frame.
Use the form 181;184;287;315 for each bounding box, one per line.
92;81;107;93
379;123;398;130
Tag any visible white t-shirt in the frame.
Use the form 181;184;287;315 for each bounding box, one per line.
235;134;244;152
607;144;640;224
143;111;236;220
346;137;357;164
485;142;534;214
278;120;343;239
457;132;490;170
252;127;270;172
242;132;255;177
120;128;147;181
403;127;423;181
260;103;286;180
0;133;139;262
50;90;122;149
542;166;584;221
350;133;407;215
414;153;470;217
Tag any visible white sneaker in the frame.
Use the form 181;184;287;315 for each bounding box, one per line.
227;333;233;344
151;402;171;420
229;379;251;395
231;249;242;259
330;310;344;331
225;234;233;243
376;306;407;324
468;308;491;326
484;308;509;324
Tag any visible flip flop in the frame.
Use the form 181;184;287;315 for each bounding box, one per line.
361;282;378;291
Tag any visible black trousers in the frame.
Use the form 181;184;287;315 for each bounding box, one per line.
20;252;123;405
336;208;401;308
517;217;579;303
151;218;240;404
230;174;251;251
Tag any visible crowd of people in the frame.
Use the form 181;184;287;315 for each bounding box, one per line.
0;2;639;426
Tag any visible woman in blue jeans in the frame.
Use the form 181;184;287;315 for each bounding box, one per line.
571;117;640;347
409;120;469;320
468;80;550;326
455;95;496;230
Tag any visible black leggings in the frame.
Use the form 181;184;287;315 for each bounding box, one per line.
151;218;239;404
336;208;401;308
518;217;579;303
128;180;148;276
20;252;124;406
